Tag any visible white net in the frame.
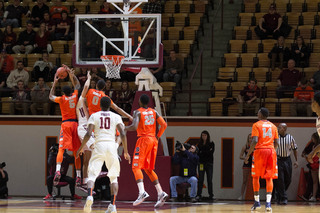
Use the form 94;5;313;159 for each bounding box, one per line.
100;55;125;79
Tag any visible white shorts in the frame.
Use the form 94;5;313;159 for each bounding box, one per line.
87;142;120;182
78;126;95;151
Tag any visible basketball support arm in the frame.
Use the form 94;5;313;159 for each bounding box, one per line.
84;21;124;55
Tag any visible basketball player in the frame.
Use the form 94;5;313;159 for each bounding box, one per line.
86;79;133;121
77;97;131;213
49;65;82;187
76;71;95;189
244;107;279;212
308;92;320;165
125;94;168;208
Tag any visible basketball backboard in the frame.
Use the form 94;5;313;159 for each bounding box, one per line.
74;13;162;68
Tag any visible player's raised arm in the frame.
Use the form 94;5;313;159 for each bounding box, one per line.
155;110;167;140
63;64;81;91
244;136;258;164
117;123;131;164
49;74;59;102
81;71;91;98
77;123;94;157
125;110;140;131
111;102;133;121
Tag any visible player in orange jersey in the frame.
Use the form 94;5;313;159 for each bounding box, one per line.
244;107;279;212
49;65;82;187
86;79;132;120
125;94;168;208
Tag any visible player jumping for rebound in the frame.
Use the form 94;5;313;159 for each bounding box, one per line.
125;94;168;208
49;65;82;187
76;71;96;189
244;107;279;212
77;97;131;213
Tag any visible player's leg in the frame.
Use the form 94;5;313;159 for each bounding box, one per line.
251;177;261;210
72;123;83;186
144;169;168;207
265;178;273;211
132;138;149;206
54;147;64;186
264;148;277;211
43;175;54;200
84;149;105;213
83;150;92;186
72;151;82;187
251;150;262;211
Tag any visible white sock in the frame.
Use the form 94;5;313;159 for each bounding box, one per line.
56;164;61;172
266;194;272;203
155;183;163;196
76;170;81;177
137;182;145;194
84;178;88;184
254;195;260;202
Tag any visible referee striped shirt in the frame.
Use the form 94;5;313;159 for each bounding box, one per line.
277;134;297;157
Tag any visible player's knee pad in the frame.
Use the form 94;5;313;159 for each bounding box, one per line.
109;176;118;184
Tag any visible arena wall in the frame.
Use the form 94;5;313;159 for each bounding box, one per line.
0;116;315;200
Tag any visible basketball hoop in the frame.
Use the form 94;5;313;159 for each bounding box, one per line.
101;55;125;79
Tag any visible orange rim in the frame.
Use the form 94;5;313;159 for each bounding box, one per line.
101;55;125;65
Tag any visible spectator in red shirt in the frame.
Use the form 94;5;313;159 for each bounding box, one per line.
276;59;302;98
291;78;314;116
54;10;70;40
238;78;261;116
41;11;56;41
50;0;68;20
3;24;16;54
34;22;52;53
254;3;292;40
0;49;15;78
99;2;114;14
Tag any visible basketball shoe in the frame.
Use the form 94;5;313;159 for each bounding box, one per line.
76;177;82;187
265;202;272;211
251;201;261;211
53;171;61;186
154;192;168;208
43;194;52;200
105;203;117;213
84;196;93;213
72;194;82;200
133;191;149;206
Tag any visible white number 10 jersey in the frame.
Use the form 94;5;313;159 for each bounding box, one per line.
88;110;124;143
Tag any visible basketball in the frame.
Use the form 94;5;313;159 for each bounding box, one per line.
56;67;68;79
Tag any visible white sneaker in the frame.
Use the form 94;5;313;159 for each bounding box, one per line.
84;196;93;213
154;191;168;208
133;191;150;206
105;204;117;213
309;197;317;202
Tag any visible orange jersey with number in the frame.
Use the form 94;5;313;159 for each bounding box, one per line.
252;120;278;149
86;89;113;115
137;107;157;137
54;90;78;121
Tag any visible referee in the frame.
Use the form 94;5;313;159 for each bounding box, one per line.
275;123;298;205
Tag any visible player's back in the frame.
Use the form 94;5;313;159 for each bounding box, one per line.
252;120;278;149
56;91;78;121
76;96;89;127
137;107;157;137
86;89;107;115
88;110;123;143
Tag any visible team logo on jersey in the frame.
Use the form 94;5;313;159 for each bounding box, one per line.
136;147;140;152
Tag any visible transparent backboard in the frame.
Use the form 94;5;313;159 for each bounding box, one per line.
74;14;162;68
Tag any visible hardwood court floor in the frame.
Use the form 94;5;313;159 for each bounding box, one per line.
1;198;320;212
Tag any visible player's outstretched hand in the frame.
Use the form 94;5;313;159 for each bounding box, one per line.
77;148;84;158
124;153;131;164
87;70;91;78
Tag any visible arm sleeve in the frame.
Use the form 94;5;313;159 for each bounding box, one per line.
291;136;298;150
156;116;167;138
54;97;61;104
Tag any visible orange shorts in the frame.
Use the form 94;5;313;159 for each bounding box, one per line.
252;148;278;179
59;121;81;151
132;136;158;170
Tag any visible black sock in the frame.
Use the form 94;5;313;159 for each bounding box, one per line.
111;195;116;205
87;188;92;196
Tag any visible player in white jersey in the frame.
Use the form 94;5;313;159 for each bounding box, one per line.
76;71;95;187
309;91;320;182
77;96;131;213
